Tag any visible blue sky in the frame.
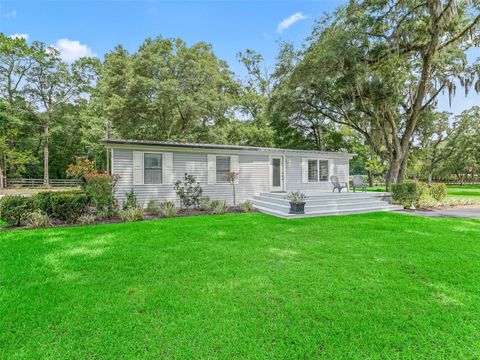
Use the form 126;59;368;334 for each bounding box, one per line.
0;0;478;114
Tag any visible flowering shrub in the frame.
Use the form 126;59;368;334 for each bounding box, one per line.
174;173;203;209
66;156;98;184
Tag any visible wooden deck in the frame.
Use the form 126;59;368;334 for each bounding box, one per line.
252;191;403;219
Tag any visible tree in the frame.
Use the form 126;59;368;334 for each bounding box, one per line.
26;44;98;184
415;111;453;184
437;107;480;183
275;0;480;189
226;171;239;205
98;38;239;142
0;34;38;187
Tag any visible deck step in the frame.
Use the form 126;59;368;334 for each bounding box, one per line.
253;195;384;206
252;191;400;218
254;204;403;219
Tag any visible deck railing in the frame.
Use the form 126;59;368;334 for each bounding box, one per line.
4;178;81;188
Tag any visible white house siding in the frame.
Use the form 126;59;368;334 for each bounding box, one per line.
112;149;270;206
284;155;349;193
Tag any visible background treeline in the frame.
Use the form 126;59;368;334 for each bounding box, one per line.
1;0;480;189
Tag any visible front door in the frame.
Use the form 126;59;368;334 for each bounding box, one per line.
270;157;284;192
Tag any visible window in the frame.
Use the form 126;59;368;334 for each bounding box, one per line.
307;159;329;182
144;153;163;184
319;160;328;181
216;156;230;183
308;160;318;182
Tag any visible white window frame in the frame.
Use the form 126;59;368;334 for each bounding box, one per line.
306;158;329;183
215;155;231;184
142;151;164;185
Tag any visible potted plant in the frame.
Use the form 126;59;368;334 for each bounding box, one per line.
286;191;307;214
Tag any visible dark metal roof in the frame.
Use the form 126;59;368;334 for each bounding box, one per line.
100;138;355;157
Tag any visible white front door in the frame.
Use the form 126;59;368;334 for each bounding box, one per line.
270;156;284;192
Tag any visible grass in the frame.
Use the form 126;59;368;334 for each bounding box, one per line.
446;184;480;203
1;212;480;358
368;184;480;204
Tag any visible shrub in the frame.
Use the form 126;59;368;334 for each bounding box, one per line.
159;201;177;218
209;200;228;214
84;172;118;217
77;214;96;225
27;210;51;228
392;181;428;208
119;205;144;222
36;191;89;222
429;183;448;201
199;196;211;210
146;200;161;215
123;189;138;210
66;156;98;187
0;196;36;226
240;200;254;212
287;191;307;203
174;173;203;209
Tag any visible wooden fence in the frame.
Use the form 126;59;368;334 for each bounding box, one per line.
4;178;81;188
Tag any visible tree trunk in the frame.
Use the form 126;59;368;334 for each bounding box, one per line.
427;171;433;185
232;183;236;206
0;161;4;189
386;159;401;191
397;155;408;184
43;121;49;186
368;170;373;187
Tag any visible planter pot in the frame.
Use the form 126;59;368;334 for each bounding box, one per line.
289;202;305;214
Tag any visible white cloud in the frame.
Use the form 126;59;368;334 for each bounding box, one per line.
10;33;29;40
4;10;17;18
277;12;308;33
54;38;96;62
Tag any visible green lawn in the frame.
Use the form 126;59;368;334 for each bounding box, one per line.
1;213;480;358
368;183;480;204
447;184;480;200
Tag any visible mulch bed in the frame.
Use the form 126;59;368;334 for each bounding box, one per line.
0;206;256;232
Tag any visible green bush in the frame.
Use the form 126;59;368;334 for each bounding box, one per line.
392;181;428;208
36;191;89;223
159;201;177;218
119;205;144;222
174;173;203;209
429;183;448;201
209;200;228;214
26;210;51;228
84;173;118;216
198;196;211;211
0;196;36;226
77;214;96;225
146;200;161;215
240;200;253;212
123;189;138;210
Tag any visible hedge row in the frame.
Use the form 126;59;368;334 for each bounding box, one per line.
0;191;89;226
392;181;448;208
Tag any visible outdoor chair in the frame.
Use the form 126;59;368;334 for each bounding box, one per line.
352;175;367;192
330;176;349;193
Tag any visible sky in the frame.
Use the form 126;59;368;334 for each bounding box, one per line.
0;0;478;114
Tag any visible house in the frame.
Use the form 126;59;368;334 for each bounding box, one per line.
101;139;353;205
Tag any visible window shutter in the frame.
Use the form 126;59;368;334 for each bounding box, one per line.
164;152;173;184
301;158;308;183
207;154;216;184
133;151;143;185
230;155;240;184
